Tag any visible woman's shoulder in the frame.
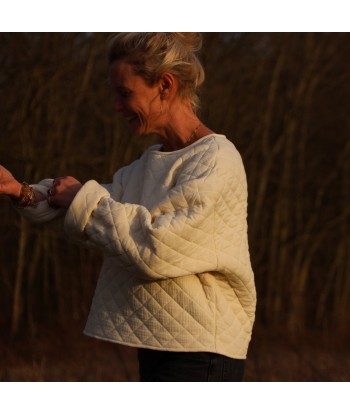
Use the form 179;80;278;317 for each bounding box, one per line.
202;134;247;181
196;134;244;165
189;133;239;152
179;134;245;179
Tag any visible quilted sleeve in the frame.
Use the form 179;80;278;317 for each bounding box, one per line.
64;171;229;281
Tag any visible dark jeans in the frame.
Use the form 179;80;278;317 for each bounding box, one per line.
138;348;245;382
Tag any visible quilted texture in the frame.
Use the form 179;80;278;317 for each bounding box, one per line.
18;134;256;359
65;134;256;359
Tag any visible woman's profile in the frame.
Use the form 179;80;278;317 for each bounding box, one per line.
0;32;256;381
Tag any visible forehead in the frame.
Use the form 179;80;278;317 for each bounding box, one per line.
110;58;134;81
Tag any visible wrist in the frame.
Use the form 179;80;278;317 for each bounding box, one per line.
11;182;38;208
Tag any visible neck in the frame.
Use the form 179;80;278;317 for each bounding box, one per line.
158;102;213;152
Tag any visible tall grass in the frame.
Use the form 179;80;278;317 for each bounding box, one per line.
201;33;350;336
1;33;349;354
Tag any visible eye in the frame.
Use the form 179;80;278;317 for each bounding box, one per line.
116;88;132;99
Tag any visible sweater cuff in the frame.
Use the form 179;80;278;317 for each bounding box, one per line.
64;180;110;241
14;179;66;224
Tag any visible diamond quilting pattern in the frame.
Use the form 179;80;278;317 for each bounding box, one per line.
64;135;256;359
85;266;249;352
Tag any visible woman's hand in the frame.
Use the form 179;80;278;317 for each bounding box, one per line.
48;176;82;209
0;165;22;198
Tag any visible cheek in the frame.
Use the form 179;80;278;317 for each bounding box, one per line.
134;92;162;125
149;97;163;120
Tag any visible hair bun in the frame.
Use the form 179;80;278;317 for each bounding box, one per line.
172;33;202;53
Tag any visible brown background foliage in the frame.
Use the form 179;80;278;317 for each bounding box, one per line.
0;33;349;380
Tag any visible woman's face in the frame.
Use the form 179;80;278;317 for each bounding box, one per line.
109;58;163;136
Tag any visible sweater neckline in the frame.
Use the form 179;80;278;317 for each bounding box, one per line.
149;134;226;156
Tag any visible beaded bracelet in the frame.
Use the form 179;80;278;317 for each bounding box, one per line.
12;182;38;208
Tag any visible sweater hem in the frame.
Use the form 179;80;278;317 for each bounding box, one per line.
83;330;247;360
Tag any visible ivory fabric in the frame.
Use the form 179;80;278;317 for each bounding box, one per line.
18;178;66;223
23;134;256;359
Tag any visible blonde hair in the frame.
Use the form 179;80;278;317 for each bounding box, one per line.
107;32;205;113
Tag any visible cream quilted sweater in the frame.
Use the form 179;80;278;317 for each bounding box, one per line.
21;134;256;359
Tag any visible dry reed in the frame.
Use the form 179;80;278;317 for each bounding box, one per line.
1;33;349;380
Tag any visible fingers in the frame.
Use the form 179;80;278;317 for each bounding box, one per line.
47;176;82;209
47;188;55;208
47;181;59;208
47;177;71;208
52;177;63;187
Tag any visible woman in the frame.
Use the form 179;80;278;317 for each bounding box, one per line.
0;33;256;381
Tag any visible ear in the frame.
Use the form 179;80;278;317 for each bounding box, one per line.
159;72;177;100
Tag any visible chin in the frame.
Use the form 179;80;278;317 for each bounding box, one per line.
128;119;143;136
